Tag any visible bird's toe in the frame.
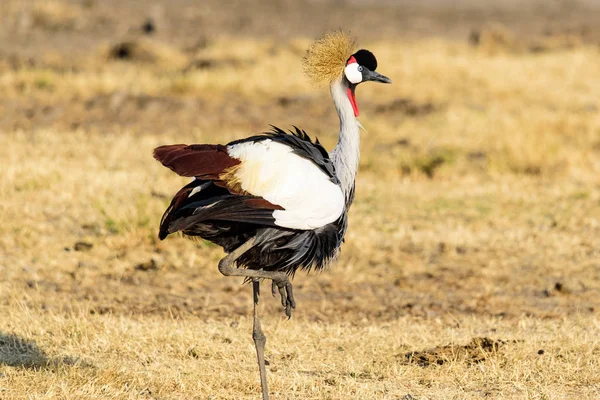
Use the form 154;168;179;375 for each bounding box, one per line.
272;278;296;319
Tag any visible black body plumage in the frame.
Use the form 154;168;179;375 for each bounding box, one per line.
157;127;348;275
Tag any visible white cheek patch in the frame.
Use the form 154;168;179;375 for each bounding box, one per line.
344;63;362;84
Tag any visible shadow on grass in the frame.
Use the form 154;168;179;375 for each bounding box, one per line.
0;331;48;368
0;331;93;369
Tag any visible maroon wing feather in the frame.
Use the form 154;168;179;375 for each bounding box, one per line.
154;143;286;240
153;144;240;179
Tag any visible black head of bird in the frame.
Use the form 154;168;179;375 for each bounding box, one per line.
343;49;391;116
302;31;391;117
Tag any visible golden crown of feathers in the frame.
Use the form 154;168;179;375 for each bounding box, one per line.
302;30;357;87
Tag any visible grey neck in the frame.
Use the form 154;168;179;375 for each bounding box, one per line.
330;78;360;207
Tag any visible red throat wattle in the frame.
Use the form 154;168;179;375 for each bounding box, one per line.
347;87;359;117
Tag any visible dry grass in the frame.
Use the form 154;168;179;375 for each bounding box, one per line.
1;5;600;398
1;310;598;399
0;0;91;32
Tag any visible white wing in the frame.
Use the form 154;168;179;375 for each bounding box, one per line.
227;139;344;230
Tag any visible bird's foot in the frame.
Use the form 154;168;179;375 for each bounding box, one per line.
271;277;296;319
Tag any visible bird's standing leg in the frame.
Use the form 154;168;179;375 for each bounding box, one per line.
217;237;296;400
252;279;269;400
218;237;296;318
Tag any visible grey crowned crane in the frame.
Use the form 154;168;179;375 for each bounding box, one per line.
153;31;390;400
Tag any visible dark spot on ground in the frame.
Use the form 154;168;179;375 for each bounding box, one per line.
184;58;250;71
74;241;93;252
142;19;155;35
135;257;161;271
375;98;440;116
468;151;487;160
110;42;134;60
403;337;512;367
277;96;310;108
418;155;445;178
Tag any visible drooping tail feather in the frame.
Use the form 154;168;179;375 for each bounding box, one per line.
157;178;282;240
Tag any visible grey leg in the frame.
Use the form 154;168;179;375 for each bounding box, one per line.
252;280;269;400
216;237;297;400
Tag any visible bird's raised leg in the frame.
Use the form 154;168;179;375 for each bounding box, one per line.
252;279;269;400
218;237;296;318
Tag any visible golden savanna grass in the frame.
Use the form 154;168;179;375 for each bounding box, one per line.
1;3;600;399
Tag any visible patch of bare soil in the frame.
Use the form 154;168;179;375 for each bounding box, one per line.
468;23;591;54
375;98;440;117
403;337;514;367
11;241;597;324
0;92;333;135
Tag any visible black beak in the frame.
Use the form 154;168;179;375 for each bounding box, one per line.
364;70;392;84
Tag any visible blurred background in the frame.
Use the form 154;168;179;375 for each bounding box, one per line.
1;1;599;399
2;0;600;134
2;0;600;138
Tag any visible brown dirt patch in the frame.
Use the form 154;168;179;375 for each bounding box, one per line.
404;337;514;367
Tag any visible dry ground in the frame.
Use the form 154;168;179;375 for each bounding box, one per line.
1;1;600;399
